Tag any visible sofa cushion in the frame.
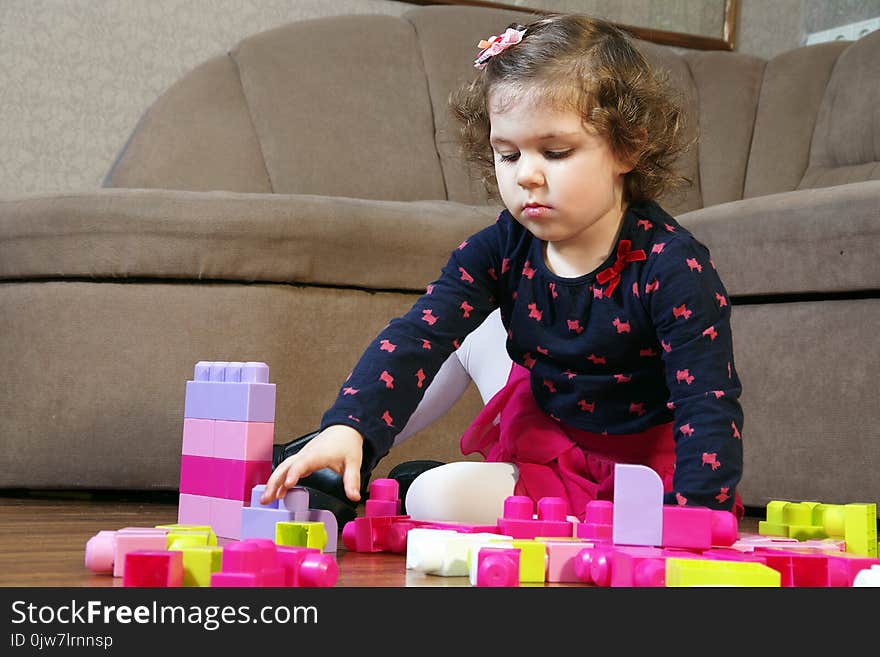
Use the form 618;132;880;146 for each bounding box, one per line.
0;189;497;292
743;41;848;199
678;180;880;296
800;30;880;190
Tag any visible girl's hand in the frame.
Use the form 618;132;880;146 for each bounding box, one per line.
260;425;365;504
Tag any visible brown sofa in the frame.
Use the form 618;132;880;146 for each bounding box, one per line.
1;5;877;515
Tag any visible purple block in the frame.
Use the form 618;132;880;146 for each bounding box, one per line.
243;486;338;552
179;455;272;502
612;464;664;547
184;380;276;422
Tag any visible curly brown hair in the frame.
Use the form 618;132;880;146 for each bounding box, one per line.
450;14;693;203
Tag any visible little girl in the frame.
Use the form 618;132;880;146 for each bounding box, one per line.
262;14;744;523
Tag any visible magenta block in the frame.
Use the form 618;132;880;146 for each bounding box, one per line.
476;547;520;587
211;539;285;587
276;546;339;587
213;420;274;461
123;550;183;587
497;496;573;539
179;455;271;502
662;505;738;550
612;464;663;546
181;418;214;457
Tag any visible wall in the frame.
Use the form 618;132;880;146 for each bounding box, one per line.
1;0;877;196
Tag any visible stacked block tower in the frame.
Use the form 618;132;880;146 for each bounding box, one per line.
178;361;276;539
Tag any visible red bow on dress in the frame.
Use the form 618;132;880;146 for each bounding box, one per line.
596;239;647;296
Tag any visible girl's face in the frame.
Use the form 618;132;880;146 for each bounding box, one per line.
488;87;632;270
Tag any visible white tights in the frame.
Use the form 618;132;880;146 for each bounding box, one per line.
391;309;520;525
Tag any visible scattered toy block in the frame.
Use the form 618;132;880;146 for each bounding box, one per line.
275;546;338;587
612;464;663;547
276;521;328;551
112;528;169;577
661;505;738;549
172;545;223;587
364;478;402;517
511;540;546;583
470;547;520;587
406;528;512;577
211;538;285;587
497;495;573;539
665;557;781;587
84;530;117;573
539;538;596;583
853;565;880;587
575;500;613;541
123;550;184;587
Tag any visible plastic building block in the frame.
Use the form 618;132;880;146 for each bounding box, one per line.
575;544;669;587
364;478;402;517
179;455;272;502
112;528;169;577
538;538;596;583
172;545;223;587
210;496;245;540
611;463;663;546
165;528;216;550
275;546;338;587
123;550;184;587
758;500;878;557
470;547;520;587
276;521;328;551
211;538;285;587
665;557;781;587
85;530;118;573
181;418;215;457
213;420;274;461
497;496;574;539
210;538;337;587
343;514;414;554
511;540;546;583
575;500;614;541
406;528;513;577
184;361;276;422
853;565;880;587
243;486;337;552
661;505;738;550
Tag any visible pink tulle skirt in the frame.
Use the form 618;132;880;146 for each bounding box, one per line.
460;363;743;521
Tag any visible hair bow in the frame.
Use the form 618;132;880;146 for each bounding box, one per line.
474;27;527;70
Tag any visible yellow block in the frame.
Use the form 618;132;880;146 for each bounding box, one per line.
172;545;223;587
758;521;788;537
156;524;217;545
765;501;789;525
665;558;781;587
511;540;546;583
276;521;328;551
844;504;878;557
787;524;826;541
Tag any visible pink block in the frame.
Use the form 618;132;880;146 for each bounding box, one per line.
541;539;596;582
755;548;852;587
181;418;214;457
212;539;285;587
211;497;244;540
576;500;614;541
276;546;339;587
476;547;520;587
178;493;212;527
112;529;168;577
213;420;274;461
179;455;272;502
85;530;118;573
365;499;401;516
662;505;738;550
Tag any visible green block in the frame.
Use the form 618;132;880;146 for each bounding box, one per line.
156;524;217;545
173;545;223;587
783;501;818;526
844;504;878;557
788;524;827;541
512;540;546;583
665;558;781;587
814;504;846;537
765;501;790;524
276;521;328;551
758;520;788;537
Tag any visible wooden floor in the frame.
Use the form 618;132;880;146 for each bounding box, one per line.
0;494;759;588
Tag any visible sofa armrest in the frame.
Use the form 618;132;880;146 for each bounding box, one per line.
0;189;499;291
678;180;880;297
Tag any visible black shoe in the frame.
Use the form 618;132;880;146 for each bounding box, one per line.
386;460;445;514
